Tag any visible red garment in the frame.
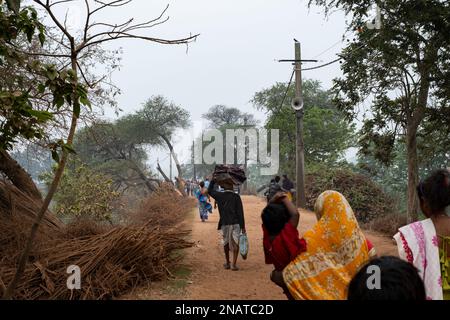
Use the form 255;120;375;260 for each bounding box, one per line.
366;239;374;252
263;223;307;271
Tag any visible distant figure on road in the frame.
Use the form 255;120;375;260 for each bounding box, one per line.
257;176;282;202
195;181;211;222
281;174;295;202
186;180;192;196
208;178;246;271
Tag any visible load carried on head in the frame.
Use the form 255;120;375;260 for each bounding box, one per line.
212;164;247;187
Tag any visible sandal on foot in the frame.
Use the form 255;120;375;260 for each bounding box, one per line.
231;265;239;271
223;263;231;270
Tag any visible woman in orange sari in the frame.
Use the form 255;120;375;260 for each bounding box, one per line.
271;190;371;300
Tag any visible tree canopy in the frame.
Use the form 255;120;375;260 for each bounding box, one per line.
310;0;450;220
202;105;258;128
252;79;355;177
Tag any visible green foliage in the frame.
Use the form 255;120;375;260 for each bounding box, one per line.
74;120;150;191
75;95;191;192
310;0;450;164
0;3;90;151
202;105;258;128
129;95;190;144
357;139;450;213
252;80;355;176
42;160;119;222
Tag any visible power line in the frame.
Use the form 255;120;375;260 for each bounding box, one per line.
277;69;295;113
302;57;342;71
301;39;373;72
312;39;344;60
301;32;379;72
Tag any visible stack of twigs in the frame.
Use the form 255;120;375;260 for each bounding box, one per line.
0;181;62;268
1;223;191;300
128;187;195;228
0;180;63;231
0;182;195;300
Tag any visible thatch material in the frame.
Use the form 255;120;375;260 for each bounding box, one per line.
1;224;191;300
0;180;63;231
128;187;195;228
0;183;195;300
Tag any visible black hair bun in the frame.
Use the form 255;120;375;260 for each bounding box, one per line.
420;169;450;212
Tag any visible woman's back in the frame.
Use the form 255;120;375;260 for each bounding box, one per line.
434;217;450;300
395;169;450;300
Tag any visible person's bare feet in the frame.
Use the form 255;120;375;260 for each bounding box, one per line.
223;262;231;270
231;265;239;271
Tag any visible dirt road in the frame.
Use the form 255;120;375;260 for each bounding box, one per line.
128;195;398;300
183;195;397;300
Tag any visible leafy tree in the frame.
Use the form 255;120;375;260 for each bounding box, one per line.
41;160;119;223
10;143;52;183
196;106;259;189
0;1;57;150
202;105;258;128
1;1;198;299
129;95;191;192
310;0;450;221
252;80;355;177
358;137;450;214
74;120;159;193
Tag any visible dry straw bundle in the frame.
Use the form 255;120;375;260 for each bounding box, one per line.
0;181;194;300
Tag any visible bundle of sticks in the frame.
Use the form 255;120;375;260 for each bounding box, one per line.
212;165;247;186
0;223;192;300
0;183;195;300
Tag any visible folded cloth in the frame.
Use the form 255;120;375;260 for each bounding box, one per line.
222;224;241;250
213;165;247;185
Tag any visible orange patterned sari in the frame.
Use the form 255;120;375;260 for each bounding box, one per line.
282;191;370;300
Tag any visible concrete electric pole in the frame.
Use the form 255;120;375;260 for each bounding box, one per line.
278;40;317;208
294;41;307;208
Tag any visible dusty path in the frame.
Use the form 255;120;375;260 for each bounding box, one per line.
182;195;398;300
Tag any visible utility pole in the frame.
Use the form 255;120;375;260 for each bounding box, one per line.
192;140;196;182
243;116;249;192
294;42;307;208
169;151;173;182
278;40;316;208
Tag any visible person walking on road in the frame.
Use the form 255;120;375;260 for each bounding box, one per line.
208;178;246;271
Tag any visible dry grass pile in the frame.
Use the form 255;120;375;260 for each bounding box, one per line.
128;186;196;227
0;224;191;299
0;181;63;266
0;182;195;300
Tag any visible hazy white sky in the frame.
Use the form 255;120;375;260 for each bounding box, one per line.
48;0;357;177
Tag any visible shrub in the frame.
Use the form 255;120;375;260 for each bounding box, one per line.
305;166;396;223
43;161;119;223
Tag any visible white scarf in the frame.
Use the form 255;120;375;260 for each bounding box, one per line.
394;219;443;300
